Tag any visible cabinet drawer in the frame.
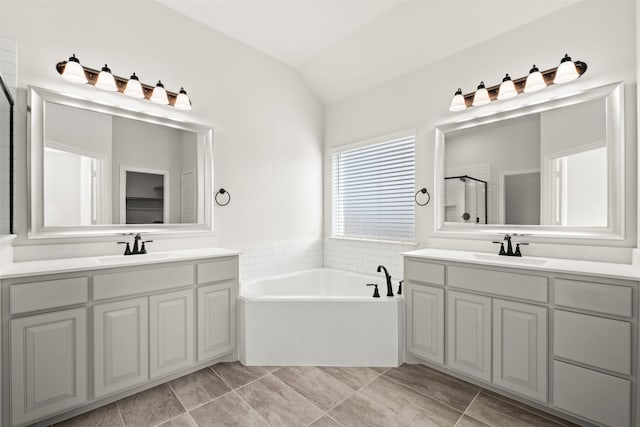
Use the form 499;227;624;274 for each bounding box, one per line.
197;259;236;284
448;266;548;302
94;265;194;300
404;259;445;285
554;279;632;317
553;361;630;427
10;277;88;314
554;310;630;375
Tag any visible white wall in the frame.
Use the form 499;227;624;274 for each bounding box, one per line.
1;0;324;276
325;0;637;265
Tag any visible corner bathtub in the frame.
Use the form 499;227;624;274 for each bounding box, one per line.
239;268;404;367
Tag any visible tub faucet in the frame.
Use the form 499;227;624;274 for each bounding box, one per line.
376;265;394;297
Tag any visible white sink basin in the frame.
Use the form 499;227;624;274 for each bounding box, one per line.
96;252;171;265
472;253;547;266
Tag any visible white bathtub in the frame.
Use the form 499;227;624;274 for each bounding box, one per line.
239;268;404;367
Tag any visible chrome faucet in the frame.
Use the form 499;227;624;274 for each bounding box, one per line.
118;233;153;255
376;265;394;297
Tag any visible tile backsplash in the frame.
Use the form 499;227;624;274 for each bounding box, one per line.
324;237;416;281
230;238;323;281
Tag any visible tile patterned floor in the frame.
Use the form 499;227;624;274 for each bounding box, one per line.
55;363;580;427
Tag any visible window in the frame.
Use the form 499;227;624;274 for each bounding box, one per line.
331;134;415;242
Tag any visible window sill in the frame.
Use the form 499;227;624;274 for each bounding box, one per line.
328;236;419;246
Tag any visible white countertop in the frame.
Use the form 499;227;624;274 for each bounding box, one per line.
403;248;640;281
0;247;240;279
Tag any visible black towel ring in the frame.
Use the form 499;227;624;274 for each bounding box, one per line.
415;187;430;206
215;188;231;206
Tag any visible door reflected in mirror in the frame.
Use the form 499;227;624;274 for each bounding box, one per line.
43;102;199;227
444;97;607;227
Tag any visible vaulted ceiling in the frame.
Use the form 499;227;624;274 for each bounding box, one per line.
157;0;581;105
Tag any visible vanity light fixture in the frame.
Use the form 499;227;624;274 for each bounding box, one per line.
55;55;192;109
523;65;546;93
472;81;490;106
95;64;118;92
124;73;144;99
150;80;169;105
553;53;580;84
449;88;467;112
449;54;587;112
61;54;87;84
497;74;517;100
173;87;192;111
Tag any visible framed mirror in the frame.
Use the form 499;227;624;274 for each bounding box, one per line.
0;73;14;235
434;82;625;241
28;86;213;238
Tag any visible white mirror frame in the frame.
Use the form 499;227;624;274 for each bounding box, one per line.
28;86;214;239
434;82;625;241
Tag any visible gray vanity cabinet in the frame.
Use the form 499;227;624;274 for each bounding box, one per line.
446;290;492;382
404;255;638;427
94;297;149;398
2;254;239;427
149;289;195;379
405;282;444;364
10;307;88;426
492;298;547;402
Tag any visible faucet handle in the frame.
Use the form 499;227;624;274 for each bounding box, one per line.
366;283;380;298
398;280;403;295
117;241;132;255
514;242;529;257
492;241;506;255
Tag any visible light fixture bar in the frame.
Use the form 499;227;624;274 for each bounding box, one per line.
55;61;187;108
456;60;587;109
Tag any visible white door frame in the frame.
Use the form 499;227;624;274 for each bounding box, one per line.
498;168;540;225
119;166;170;224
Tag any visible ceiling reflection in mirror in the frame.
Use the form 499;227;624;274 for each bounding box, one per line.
444;97;607;227
43;102;199;226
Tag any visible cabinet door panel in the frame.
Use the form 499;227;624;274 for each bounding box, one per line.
11;308;87;425
493;299;547;402
447;291;491;382
406;282;444;364
94;298;148;397
150;289;194;379
198;282;235;361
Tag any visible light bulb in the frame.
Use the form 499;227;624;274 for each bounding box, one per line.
95;64;117;92
150;80;169;105
497;74;517;100
124;73;144;99
553;54;579;84
449;88;466;112
61;54;87;84
524;65;546;93
472;81;490;106
174;87;192;110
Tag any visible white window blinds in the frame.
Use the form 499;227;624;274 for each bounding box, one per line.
331;135;415;242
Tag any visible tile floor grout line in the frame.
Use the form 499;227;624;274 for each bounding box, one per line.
381;372;468;415
166;379;189;416
414;363;480;389
326;414;347;427
210;365;273;391
231;389;273;427
453;388;482;427
480;390;568;427
115;401;127;427
179;389;234;414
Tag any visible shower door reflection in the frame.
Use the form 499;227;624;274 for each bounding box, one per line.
444;175;487;224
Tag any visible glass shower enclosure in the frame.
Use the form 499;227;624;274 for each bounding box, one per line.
444;175;488;224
